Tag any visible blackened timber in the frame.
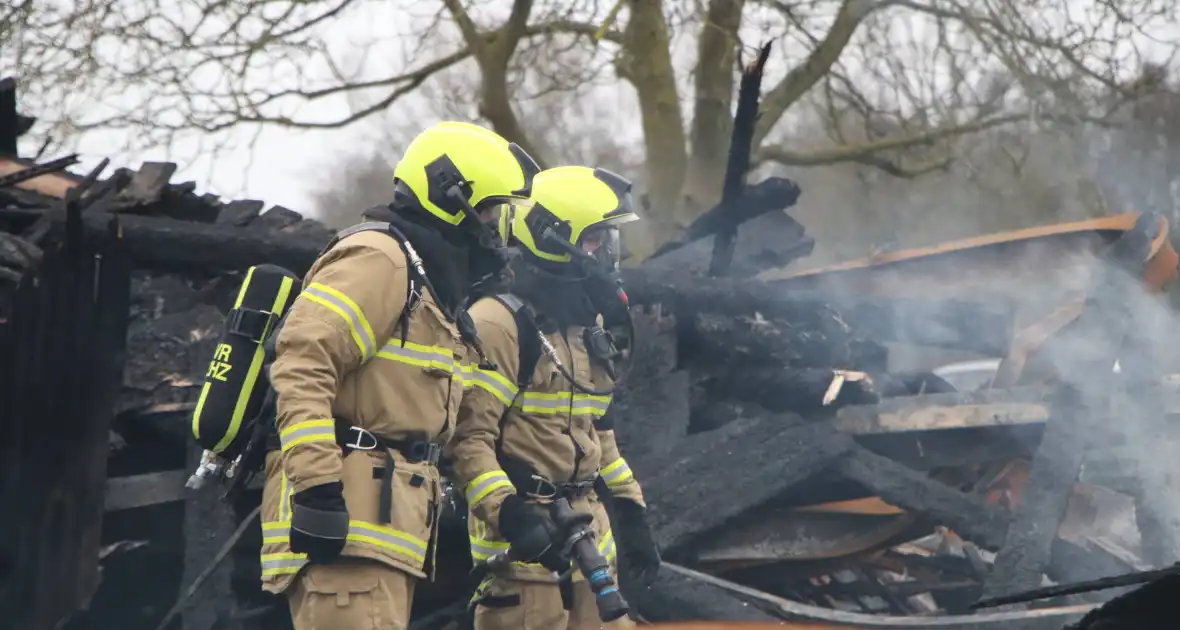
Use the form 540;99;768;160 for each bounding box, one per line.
700;367;879;415
834;386;1056;435
637;417;855;556
6;208;1014;352
838;446;1009;550
634;569;781;623
622;268;1014;355
981;388;1089;600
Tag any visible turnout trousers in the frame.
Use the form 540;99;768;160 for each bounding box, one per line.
287;558;416;630
474;575;636;630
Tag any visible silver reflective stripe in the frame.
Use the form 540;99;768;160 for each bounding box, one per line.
303;284;376;357
278;421;336;452
465;471;513;506
517;394;571;412
471;370;517;403
261;556;307;574
602;463;630;484
378;341;454;370
349;522;428;559
470;538;510;560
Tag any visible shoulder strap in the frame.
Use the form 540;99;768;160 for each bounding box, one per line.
325;221;424;346
491;293;541;389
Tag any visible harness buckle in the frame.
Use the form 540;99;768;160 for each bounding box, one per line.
407;441;443;466
526;475;559;500
344;426;379;451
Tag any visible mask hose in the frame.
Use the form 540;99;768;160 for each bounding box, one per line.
516;298;636;397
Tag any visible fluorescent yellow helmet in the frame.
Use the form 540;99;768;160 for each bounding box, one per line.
504;166;639;273
393;121;540;227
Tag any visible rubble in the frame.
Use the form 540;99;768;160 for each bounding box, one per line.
5;87;1180;630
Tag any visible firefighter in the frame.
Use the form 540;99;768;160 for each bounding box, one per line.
258;121;539;630
452;165;661;629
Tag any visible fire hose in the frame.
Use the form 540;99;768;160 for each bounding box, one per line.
477;497;630;622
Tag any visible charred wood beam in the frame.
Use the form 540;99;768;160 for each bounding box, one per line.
634;568;782;623
708;42;773;278
699;367;879;415
1;208;1011;352
105;470;189;512
637;417;856;557
625;270;1013;355
839;446;1009;550
834;386;1056;435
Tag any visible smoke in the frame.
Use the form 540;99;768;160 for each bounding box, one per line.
763;91;1180;589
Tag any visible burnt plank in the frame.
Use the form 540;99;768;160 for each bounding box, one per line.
634;568;781;623
639;417;855;555
251;205;303;230
839;445;1009;550
981;392;1088;599
214;199;265;227
120;162;177;206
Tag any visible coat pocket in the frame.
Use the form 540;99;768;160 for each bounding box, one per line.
294;562;381;629
340;450;435;572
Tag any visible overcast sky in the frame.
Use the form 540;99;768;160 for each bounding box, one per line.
12;1;1177;223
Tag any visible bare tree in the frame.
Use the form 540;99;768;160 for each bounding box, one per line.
4;0;1177;256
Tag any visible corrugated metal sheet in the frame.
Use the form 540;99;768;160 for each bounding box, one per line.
0;216;131;629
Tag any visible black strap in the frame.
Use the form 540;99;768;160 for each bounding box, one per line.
324;221;424;345
491;293;542;389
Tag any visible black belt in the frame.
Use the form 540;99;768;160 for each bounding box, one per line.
264;419;441;524
335;420;441;525
500;454;598;500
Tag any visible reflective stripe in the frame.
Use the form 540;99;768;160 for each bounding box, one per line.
466;470;515;507
261;552;308;577
278;419;336;452
470;368;518;404
516;391;611;417
469;536;510;561
377;339;456;373
598;529;617;564
469;518;552;569
572;394;611;417
601;458;634;488
261;520;428;564
517;391;570;414
301;282;376;359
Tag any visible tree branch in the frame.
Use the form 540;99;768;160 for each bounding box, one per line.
684;0;747;211
441;0;547;165
616;0;689;239
752;0;884;149
758;112;1028;170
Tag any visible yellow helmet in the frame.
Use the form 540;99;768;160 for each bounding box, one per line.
393;121;540;227
503;166;639;273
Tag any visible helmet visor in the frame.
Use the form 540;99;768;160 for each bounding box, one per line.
578;225;623;273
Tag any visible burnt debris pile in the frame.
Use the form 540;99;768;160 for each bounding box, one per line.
5;71;1180;630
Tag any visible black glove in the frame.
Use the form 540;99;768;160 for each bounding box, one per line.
614;498;660;586
290;482;350;564
498;495;568;573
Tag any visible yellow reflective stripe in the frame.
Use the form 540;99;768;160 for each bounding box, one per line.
278;474;290;521
301;282;376;359
278;419;336;452
469;536;510;561
598;529;617;563
514;392;611;416
262;520;428;564
516;391;571;414
376;339;455;372
470;368;518;404
572;393;611;417
465;470;515;507
260;552;307;577
601;457;633;487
